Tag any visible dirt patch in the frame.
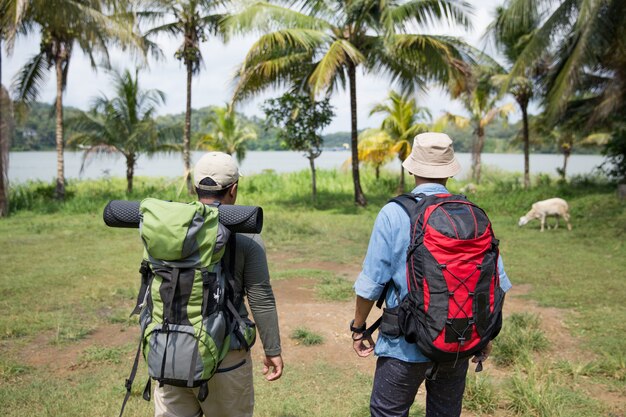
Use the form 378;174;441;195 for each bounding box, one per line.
20;323;135;376
264;276;377;375
501;284;588;362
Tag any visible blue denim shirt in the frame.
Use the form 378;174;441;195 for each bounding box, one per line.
354;183;513;363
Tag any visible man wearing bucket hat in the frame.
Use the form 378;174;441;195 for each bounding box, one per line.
154;152;283;417
350;133;512;417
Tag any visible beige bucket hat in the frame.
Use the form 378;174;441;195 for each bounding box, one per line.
193;152;240;190
402;132;461;178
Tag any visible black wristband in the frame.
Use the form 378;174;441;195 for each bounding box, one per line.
350;319;366;334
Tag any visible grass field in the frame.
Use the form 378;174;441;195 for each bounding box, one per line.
1;168;625;416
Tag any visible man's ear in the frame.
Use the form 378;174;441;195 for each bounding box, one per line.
229;183;238;202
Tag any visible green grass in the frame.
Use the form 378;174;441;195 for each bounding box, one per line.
80;345;132;365
493;313;549;367
1;168;625;416
505;362;607;417
315;276;354;301
290;327;325;346
463;373;498;415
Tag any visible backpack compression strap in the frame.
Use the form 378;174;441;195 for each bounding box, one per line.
118;261;155;417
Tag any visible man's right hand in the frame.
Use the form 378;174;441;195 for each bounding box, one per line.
262;354;283;381
353;333;375;357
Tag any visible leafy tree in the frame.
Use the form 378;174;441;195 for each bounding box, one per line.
263;93;334;200
437;66;514;184
228;0;475;206
370;90;430;192
197;104;257;163
9;0;140;200
357;129;394;180
144;0;228;193
486;1;545;189
68;69;166;193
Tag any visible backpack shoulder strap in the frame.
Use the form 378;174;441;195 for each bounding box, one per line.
388;193;420;217
389;192;444;228
222;234;252;352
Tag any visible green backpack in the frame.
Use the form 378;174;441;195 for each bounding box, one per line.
119;198;255;416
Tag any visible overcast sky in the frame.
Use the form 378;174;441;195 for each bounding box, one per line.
1;0;507;133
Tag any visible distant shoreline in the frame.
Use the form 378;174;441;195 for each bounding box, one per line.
9;150;609;184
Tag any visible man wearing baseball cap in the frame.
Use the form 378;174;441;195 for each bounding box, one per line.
350;133;512;416
154;152;283;417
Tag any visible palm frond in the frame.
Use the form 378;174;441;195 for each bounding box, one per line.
240;28;329;67
435;112;470;130
383;0;473;34
223;1;329;38
11;51;49;106
232;51;312;102
308;39;364;95
481;102;515;127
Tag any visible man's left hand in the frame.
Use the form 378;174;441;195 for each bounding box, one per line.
352;333;375;357
262;354;284;381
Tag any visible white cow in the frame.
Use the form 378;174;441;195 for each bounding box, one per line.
518;198;572;232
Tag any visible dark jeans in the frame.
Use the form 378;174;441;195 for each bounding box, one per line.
370;357;469;417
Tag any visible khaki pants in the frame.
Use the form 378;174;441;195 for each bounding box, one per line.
154;350;254;417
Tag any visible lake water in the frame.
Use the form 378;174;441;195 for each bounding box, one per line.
8;150;608;184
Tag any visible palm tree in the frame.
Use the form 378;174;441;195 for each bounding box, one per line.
0;2;16;216
357;129;394;180
437;67;514;184
370;90;431;192
197;105;257;163
228;0;474;206
502;0;626;124
10;0;139;200
144;0;227;193
486;2;545;189
68;69;166;194
0;85;12;216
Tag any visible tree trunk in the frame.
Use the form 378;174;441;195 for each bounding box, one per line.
126;154;135;194
521;103;530;189
472;126;485;184
0;84;12;217
561;144;571;181
347;63;367;207
308;155;317;202
183;61;193;194
54;49;67;200
398;155;405;193
375;165;380;180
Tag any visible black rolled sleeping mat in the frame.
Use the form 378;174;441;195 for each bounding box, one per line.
103;200;263;234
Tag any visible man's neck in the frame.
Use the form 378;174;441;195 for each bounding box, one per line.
414;176;448;187
199;197;222;205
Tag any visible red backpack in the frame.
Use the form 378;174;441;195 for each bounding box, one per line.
378;193;504;373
